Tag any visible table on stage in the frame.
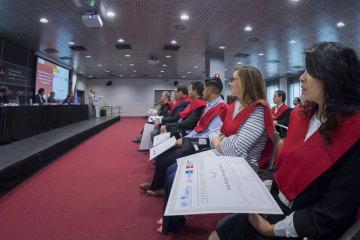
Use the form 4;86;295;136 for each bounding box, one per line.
0;105;89;144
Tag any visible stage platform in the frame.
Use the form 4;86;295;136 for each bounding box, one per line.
0;116;120;198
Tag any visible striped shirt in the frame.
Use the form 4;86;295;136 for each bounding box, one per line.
209;102;269;166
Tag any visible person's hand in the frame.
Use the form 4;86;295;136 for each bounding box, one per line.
160;125;167;134
174;138;183;149
248;214;275;237
273;120;278;129
154;120;160;129
211;137;222;153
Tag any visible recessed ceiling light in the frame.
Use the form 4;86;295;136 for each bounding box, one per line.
163;64;167;67
40;18;48;23
89;76;93;77
98;64;102;66
291;0;299;1
171;40;177;44
224;69;227;71
161;70;164;73
80;72;84;73
265;67;267;68
180;15;189;20
269;75;272;76
287;71;291;72
69;42;75;45
245;26;252;31
182;76;185;78
194;66;198;68
237;62;242;64
187;72;191;74
130;64;134;66
259;53;264;56
106;71;110;72
86;56;91;58
119;75;123;77
290;40;296;44
166;55;171;58
219;46;225;49
106;12;115;17
118;39;124;42
337;22;345;27
133;70;137;72
288;60;291;62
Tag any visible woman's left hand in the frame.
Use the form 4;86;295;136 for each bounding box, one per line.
248;214;276;237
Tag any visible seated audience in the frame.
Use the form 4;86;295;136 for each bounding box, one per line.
293;97;300;107
0;85;9;104
47;92;57;103
209;42;360;240
158;65;274;235
272;90;292;138
63;94;72;104
140;80;226;197
158;91;172;116
34;88;46;104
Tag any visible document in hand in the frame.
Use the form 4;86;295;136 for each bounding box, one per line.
148;116;163;123
148;136;177;161
153;132;171;146
165;156;283;216
276;124;288;130
146;109;158;116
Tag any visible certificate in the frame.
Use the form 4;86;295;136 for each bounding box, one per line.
146;109;158;116
148;116;163;123
176;149;221;163
165;156;283;216
149;136;177;161
153;132;171;146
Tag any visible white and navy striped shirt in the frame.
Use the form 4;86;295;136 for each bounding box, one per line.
209;102;269;166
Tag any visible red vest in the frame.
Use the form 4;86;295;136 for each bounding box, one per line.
194;102;227;133
219;101;274;167
167;96;191;113
271;104;290;120
273;108;360;219
179;98;206;119
168;101;178;113
160;101;173;115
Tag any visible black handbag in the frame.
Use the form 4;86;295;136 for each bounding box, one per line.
181;137;211;157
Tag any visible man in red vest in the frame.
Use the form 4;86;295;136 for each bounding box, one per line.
140;78;227;197
272;90;292;137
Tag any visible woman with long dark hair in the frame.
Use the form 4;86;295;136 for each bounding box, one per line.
209;42;360;240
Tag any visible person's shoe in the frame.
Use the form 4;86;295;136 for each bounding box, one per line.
157;226;178;235
131;136;142;143
152;160;156;165
157;218;163;226
139;183;151;191
142;116;148;119
146;189;164;197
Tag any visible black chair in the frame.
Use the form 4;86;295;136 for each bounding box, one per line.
6;95;19;104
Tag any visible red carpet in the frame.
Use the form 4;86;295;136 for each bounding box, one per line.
0;117;218;240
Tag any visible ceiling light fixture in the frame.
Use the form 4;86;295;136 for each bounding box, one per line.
106;12;115;17
40;18;48;23
68;42;75;45
133;70;137;72
106;71;110;72
245;26;252;31
288;60;291;62
80;72;84;73
180;15;189;20
182;76;185;77
219;46;225;49
119;75;123;77
259;53;264;56
290;40;296;44
194;66;198;68
337;22;345;27
118;39;124;42
125;54;130;57
237;62;242;64
224;69;227;71
269;75;272;76
163;64;167;67
171;40;177;44
130;64;134;66
86;56;91;58
98;64;102;66
166;55;171;58
161;70;164;73
89;76;93;77
187;72;191;73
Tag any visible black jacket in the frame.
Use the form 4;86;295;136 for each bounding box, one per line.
165;106;205;132
275;108;293;138
34;94;45;104
0;95;9;104
270;139;360;240
159;104;171;116
161;100;190;124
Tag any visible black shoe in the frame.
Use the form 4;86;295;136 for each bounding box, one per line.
138;149;149;152
152;160;156;165
131;137;142;143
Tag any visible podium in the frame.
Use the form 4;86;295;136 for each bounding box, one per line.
92;96;103;118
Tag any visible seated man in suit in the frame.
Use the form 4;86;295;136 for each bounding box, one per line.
34;88;46;104
140;78;227;197
158;91;172;116
293;96;301;107
63;94;72;104
271;90;292;138
47;92;57;103
0;86;9;104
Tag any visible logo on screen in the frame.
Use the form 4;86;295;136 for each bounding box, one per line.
0;66;5;78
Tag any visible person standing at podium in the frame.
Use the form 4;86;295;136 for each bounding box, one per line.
0;86;9;104
34;88;46;104
88;88;95;118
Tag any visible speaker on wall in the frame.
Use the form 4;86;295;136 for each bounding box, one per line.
106;81;112;86
174;81;178;86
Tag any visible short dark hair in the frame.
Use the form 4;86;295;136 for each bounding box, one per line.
0;86;7;93
190;81;204;97
294;97;301;104
67;94;70;98
220;94;224;100
50;92;55;95
176;84;188;95
205;77;223;94
38;88;45;94
275;90;286;103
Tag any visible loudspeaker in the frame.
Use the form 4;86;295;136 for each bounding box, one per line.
174;81;178;86
106;81;112;86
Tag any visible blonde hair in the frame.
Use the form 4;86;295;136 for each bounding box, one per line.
157;99;164;105
234;65;267;108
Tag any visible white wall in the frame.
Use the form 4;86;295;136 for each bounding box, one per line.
86;78;205;116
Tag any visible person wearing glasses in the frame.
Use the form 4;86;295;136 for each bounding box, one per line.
0;86;9;104
209;42;360;240
156;66;274;235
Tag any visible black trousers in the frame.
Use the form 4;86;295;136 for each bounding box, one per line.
150;148;183;190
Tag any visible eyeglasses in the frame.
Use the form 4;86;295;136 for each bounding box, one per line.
230;77;237;83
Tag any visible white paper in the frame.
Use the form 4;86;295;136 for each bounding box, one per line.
148;116;163;123
146;109;159;116
139;123;154;150
176;149;221;163
153;132;171;146
198;138;207;145
165;156;283;216
276;124;288;130
148;136;177;161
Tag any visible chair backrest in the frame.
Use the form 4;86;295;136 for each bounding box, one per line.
6;95;19;104
338;218;360;240
268;131;279;166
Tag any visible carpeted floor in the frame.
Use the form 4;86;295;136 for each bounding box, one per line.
0;117;219;240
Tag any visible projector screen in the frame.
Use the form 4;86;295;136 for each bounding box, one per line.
35;57;70;100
